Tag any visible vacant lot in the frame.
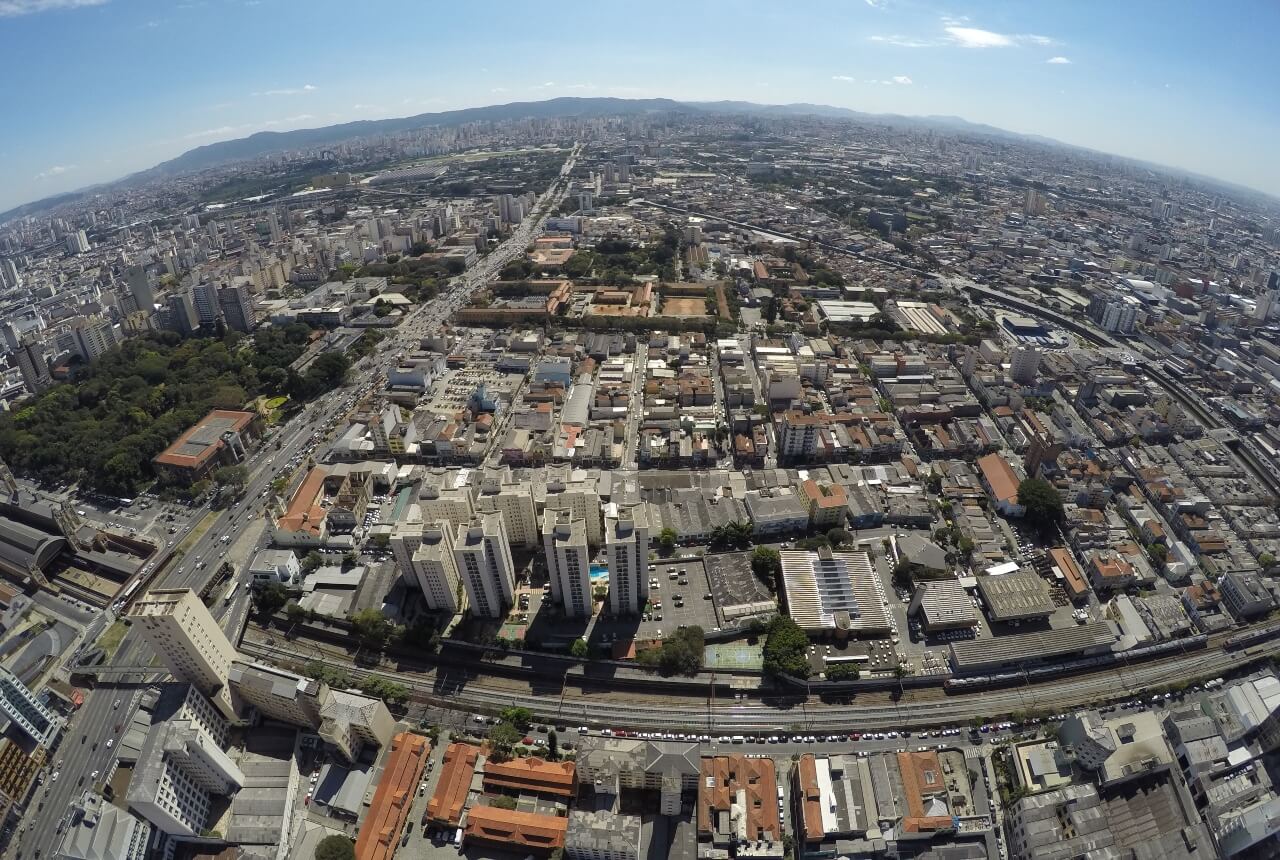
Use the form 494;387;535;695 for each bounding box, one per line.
661;297;707;317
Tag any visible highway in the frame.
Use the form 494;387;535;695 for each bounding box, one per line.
9;144;580;860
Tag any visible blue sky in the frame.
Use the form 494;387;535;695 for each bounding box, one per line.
1;0;1278;212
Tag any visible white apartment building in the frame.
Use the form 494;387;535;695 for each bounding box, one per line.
418;481;475;532
540;474;603;546
544;509;591;618
129;589;238;718
1009;345;1041;384
453;513;515;619
411;524;461;612
606;506;649;616
475;474;539;548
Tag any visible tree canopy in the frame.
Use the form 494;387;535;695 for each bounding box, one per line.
315;835;355;860
1017;478;1064;532
762;615;811;679
638;625;705;676
0;328;323;494
751;546;782;585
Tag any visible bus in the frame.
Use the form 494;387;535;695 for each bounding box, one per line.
224;583;239;605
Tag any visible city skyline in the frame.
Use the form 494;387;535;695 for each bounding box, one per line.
1;0;1278;213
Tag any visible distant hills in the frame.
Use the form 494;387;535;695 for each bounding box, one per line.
4;96;1271;223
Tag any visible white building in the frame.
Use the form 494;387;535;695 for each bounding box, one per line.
453;513;515;619
544;509;592;618
410;524;461;613
129;589;238;718
606;507;649;616
1009;345;1041;384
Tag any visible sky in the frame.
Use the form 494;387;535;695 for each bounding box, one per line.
1;0;1278;213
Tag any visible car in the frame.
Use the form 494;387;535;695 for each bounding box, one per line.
106;739;113;748
90;770;99;780
51;771;59;782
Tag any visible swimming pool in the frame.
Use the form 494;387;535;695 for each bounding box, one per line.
589;564;608;582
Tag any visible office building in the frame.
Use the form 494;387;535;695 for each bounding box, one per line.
409;524;461;613
228;661;327;730
0;665;59;747
57;790;151;860
69;316;119;362
129;589;238;718
1009;344;1041;384
605;506;649;616
544;510;591;618
125;265;155;311
191;282;219;326
319;689;394;762
13;333;51;393
216;282;256;332
165;291;200;336
453;513;515;619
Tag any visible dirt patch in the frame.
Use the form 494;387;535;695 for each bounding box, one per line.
661;297;708;317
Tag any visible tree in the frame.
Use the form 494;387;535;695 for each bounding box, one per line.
638;626;705;676
350;608;393;647
658;527;678;554
487;721;522;762
285;603;308;624
751;546;782;585
762;615;811;679
213;465;248;488
302;550;323;572
253;582;288;616
1017;478;1064;532
825;663;860;682
490;795;518;810
372;533;390;549
570;638;590;659
827;528;852;547
500;707;533;731
315;835;355;860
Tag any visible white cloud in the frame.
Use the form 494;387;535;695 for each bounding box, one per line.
0;0;104;17
863;0;885;7
490;87;509;93
831;74;856;82
944;26;1013;48
533;81;556;89
891;75;913;85
33;164;75;180
1046;56;1072;64
252;84;317;97
869;34;935;48
564;83;597;90
1024;34;1055;46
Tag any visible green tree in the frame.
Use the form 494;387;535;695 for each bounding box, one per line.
658;527;678;554
285;603;308;624
500;707;533;731
350;608;393;647
762;615;811;679
751;546;782;584
487;721;522;762
638;626;705;676
315;835;355;860
213;465;248;487
1017;478;1064;532
253;582;288;616
570;638;590;659
372;533;390;549
825;663;860;681
827;528;852;547
490;795;518;810
301;550;323;572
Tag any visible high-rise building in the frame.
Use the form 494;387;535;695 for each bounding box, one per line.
1023;188;1046;216
475;473;539;548
69;316;119;361
541;474;603;545
64;230;90;255
129;589;238;718
229;660;329;729
216;282;256;332
0;258;19;289
544;509;591;618
12;333;51;393
1009;345;1041;384
0;665;59;747
165;291;199;336
452;513;515;619
578;191;593;213
409;524;461;612
126;686;243;838
1087;294;1138;334
126;264;156;311
606;507;649;616
191;282;219;326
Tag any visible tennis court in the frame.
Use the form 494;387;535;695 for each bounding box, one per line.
704;642;763;671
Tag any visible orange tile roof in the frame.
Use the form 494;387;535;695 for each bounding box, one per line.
277;466;329;536
1048;547;1089;599
976;453;1020;505
482;756;575;798
153;409;255;470
801;480;848;510
896;751;953;833
354;732;430;860
427;743;480;826
698;755;781;842
463;805;567;851
796;754;824;843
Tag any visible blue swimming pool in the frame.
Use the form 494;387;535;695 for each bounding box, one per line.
589;564;608;581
